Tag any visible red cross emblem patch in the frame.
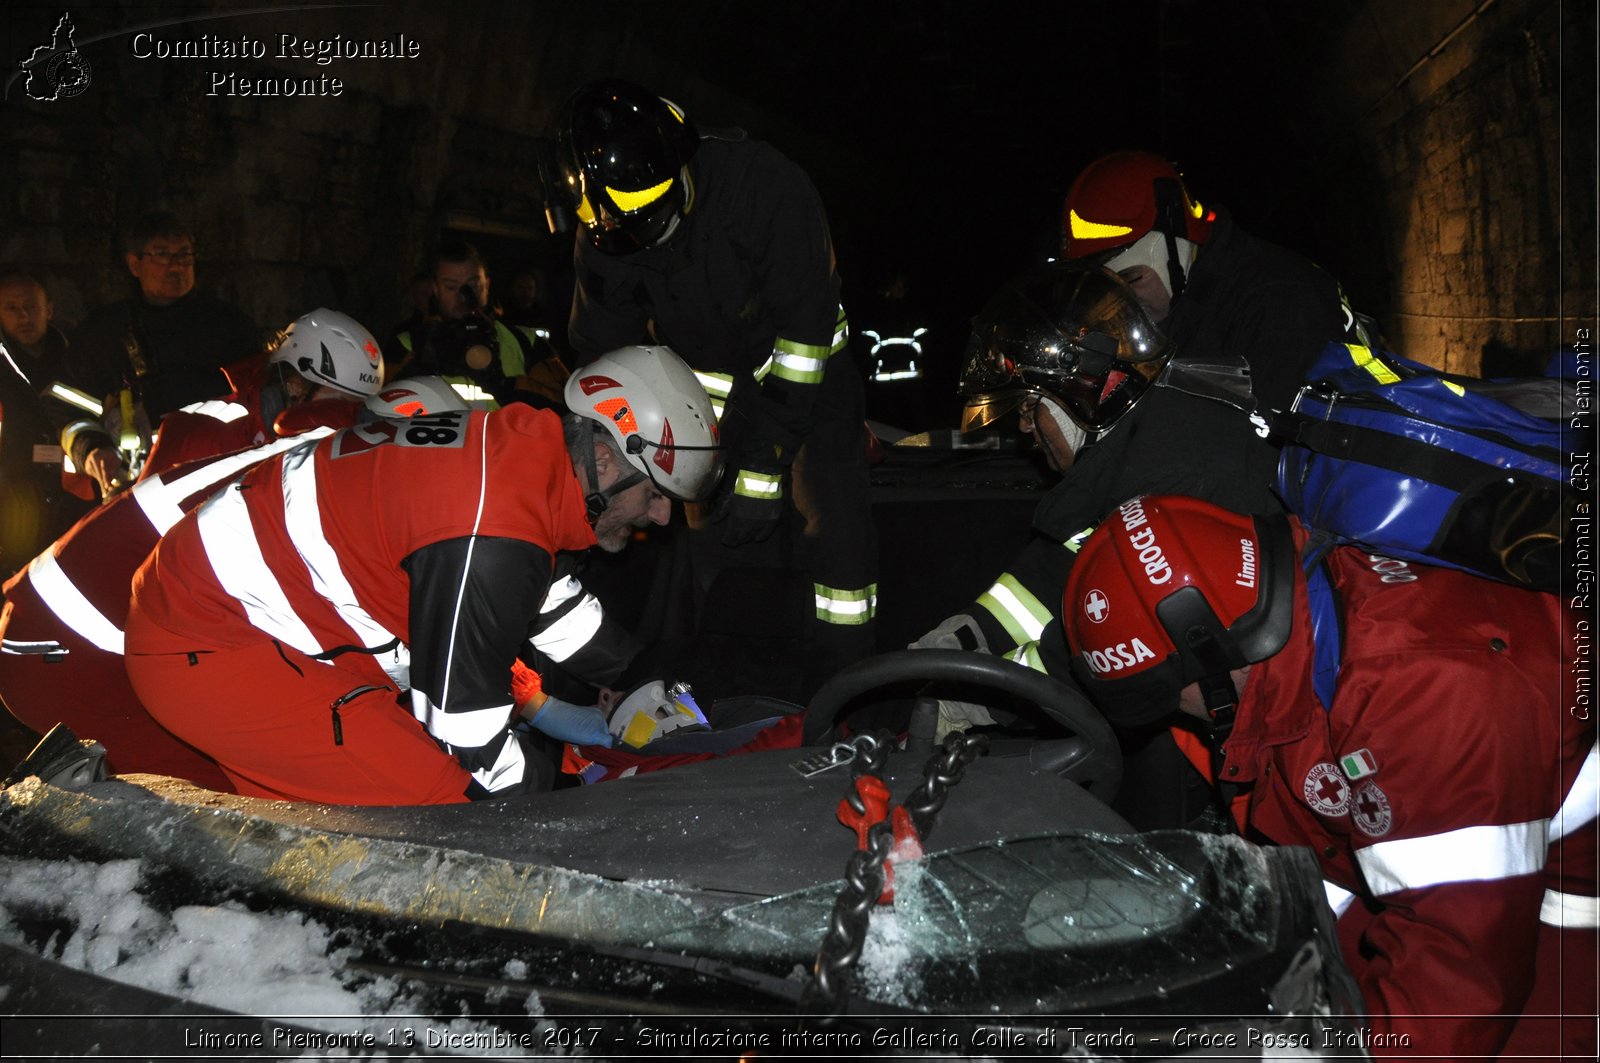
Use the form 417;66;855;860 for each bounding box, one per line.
1303;763;1350;816
1083;589;1110;624
1351;781;1393;838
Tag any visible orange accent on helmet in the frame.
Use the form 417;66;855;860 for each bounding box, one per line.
594;396;639;435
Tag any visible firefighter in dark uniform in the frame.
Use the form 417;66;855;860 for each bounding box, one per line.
557;79;876;699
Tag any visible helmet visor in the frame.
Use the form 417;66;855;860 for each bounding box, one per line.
960;266;1170;432
960;389;1032;433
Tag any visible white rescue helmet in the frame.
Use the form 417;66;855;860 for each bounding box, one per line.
270;308;385;399
564;344;723;502
364;375;469;417
608;679;709;749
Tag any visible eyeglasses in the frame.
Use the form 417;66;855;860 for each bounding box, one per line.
138;249;196;265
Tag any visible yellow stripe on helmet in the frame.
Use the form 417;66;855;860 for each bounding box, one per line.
1069;208;1134;241
607;178;674;213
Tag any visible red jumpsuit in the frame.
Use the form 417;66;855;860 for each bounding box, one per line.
1226;545;1596;1060
125;406;599;805
1;432;338;788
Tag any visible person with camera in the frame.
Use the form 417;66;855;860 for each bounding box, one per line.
388;240;568;410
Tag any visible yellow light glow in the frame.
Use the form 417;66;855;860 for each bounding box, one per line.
1069;209;1133;241
607;178;673;213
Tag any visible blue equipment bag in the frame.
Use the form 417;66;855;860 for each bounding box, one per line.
1275;342;1577;592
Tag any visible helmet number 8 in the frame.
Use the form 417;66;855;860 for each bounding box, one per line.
396;411;467;450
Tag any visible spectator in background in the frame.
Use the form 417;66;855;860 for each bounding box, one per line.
74;211;259;432
387;241;568;410
0;271;118;578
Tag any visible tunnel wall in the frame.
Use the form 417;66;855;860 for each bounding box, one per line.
1;0;1594;377
1304;0;1595;374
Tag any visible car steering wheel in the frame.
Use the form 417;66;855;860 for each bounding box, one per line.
802;649;1122;799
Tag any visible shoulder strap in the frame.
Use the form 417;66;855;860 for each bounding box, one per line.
1302;533;1343;713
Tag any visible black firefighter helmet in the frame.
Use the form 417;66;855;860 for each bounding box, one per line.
556;79;700;256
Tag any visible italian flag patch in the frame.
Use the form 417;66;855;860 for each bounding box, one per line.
1340;748;1379;781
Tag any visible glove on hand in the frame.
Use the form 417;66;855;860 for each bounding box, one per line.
908;613;988;654
523;696;614;747
718;491;782;547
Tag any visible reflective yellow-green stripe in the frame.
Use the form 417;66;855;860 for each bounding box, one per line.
1006;641;1046;673
693;370;735;420
771;338;830;384
734;469;782;499
815;582;878;625
975;572;1051;645
1064;525;1096;553
1346;343;1400;385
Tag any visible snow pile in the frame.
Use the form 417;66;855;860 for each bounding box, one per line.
0;855;537;1053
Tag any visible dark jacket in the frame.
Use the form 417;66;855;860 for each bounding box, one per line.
0;323;102;576
74;291;258;422
954;211;1351;659
1163;206;1347;410
569;133;849;464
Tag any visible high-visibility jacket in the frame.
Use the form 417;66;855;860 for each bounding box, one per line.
1;431;338;787
1228;544;1596;1059
127;406;603;795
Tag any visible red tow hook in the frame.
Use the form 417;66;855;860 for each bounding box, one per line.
836;776;925;904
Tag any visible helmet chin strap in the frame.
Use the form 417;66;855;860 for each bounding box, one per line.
580;429;646;523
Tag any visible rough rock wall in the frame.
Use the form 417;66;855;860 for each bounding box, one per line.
1311;0;1594;374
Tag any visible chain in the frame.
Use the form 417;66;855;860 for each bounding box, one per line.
800;730;989;1021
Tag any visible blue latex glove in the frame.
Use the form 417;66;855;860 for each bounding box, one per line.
524;696;614;747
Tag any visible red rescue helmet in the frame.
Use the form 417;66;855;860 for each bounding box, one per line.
1060;152;1216;303
1063;495;1295;726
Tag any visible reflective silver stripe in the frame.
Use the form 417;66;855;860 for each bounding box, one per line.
134;431;331;534
532;577;604;663
408;688;514;750
197;483;323;654
1;638;66;656
1551;741;1599;842
813;583;877;626
1540;889;1600;929
470;728;527;792
1324;881;1357;917
279;446;402;680
26;549;125;654
177;398;249;423
975;573;1050;645
1356;821;1548;897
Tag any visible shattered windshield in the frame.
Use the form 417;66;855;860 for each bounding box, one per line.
653;831;1282;1014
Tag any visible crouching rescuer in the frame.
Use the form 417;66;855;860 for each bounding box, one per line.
123;345;723;804
1055;494;1596;1060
